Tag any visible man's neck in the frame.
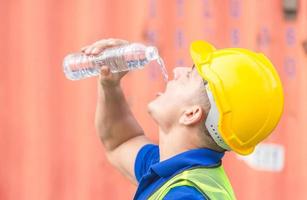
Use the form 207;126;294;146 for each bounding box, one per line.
158;126;203;161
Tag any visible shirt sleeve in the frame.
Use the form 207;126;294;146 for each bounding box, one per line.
134;144;159;182
163;186;207;200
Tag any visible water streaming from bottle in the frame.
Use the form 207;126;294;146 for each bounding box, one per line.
157;57;168;82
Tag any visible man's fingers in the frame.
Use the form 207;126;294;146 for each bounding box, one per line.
92;47;100;55
93;40;129;55
81;45;90;52
91;45;107;55
84;43;115;55
82;39;129;56
85;46;96;55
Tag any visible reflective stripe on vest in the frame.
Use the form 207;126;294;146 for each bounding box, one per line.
148;166;236;200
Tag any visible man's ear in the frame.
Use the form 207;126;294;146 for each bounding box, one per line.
179;105;204;126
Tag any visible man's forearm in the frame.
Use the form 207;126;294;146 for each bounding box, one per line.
95;83;144;151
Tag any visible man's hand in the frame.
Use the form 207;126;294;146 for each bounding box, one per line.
81;38;129;87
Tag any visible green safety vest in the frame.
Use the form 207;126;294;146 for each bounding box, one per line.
148;166;236;200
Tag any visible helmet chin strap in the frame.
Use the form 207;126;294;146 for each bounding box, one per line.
205;85;231;151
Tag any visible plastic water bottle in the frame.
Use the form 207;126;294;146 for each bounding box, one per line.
63;43;168;81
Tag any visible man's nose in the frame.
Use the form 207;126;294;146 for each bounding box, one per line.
173;67;189;79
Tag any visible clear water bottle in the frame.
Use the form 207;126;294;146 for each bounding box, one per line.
63;43;168;81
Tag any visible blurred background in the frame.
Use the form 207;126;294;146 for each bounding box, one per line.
0;0;307;199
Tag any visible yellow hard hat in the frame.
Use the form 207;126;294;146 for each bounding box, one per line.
190;40;284;155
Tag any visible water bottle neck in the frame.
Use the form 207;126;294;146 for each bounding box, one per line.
145;46;159;61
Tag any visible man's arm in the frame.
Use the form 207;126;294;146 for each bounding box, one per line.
96;81;151;184
83;39;152;184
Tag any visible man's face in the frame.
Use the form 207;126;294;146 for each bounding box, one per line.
148;65;207;129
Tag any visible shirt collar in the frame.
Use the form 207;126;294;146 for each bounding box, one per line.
150;148;224;178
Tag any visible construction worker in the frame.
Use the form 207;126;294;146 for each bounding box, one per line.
84;38;284;199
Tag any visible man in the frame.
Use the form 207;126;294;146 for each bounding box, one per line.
82;39;284;199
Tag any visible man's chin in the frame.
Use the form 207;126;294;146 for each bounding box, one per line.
147;100;160;117
147;102;161;125
147;101;155;115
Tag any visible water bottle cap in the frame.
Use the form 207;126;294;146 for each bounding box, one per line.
145;46;159;61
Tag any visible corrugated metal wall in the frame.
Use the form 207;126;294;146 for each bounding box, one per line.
0;0;306;199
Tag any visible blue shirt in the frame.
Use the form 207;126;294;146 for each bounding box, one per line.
133;144;224;200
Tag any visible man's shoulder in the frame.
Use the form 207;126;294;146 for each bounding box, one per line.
134;144;159;181
163;186;207;200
